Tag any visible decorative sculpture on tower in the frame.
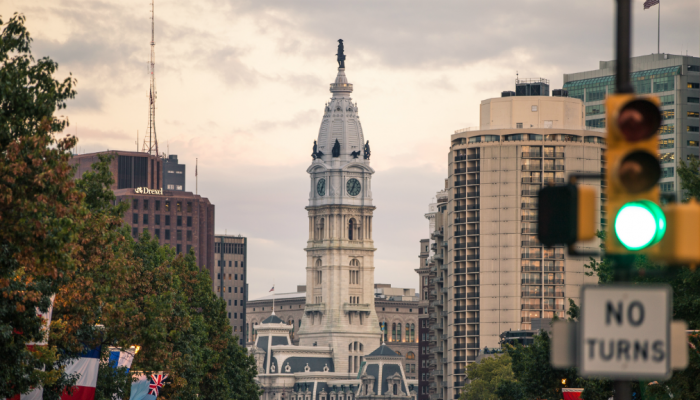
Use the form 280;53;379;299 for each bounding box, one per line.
364;140;371;160
332;139;341;157
336;39;346;69
312;140;318;159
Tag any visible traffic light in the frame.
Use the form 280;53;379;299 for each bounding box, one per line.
538;182;597;247
653;200;700;266
605;94;664;255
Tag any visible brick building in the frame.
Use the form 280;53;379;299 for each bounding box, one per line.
69;151;216;282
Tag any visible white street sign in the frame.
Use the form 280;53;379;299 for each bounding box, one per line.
579;284;672;379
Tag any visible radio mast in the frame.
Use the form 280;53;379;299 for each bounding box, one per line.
142;0;159;156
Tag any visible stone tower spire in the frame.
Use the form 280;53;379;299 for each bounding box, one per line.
297;40;381;376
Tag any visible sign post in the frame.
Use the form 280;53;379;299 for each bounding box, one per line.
579;284;672;380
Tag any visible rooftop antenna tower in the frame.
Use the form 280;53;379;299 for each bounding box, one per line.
142;0;159;156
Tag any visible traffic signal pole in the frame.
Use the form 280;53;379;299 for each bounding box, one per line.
614;1;633;399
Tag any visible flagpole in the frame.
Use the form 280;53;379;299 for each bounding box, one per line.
657;0;660;54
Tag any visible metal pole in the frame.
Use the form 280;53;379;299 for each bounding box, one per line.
614;380;632;400
615;0;633;93
657;1;660;54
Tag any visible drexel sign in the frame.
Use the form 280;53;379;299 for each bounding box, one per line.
134;187;163;195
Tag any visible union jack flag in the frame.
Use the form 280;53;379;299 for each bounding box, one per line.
148;374;168;397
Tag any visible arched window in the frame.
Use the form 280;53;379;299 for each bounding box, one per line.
406;351;415;360
397;323;402;342
406;323;410;342
349;219;355;240
411;323;416;342
392;323;396;342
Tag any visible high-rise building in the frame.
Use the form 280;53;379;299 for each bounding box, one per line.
563;54;700;200
69;151;216;284
163;154;186;191
432;80;604;400
214;235;247;345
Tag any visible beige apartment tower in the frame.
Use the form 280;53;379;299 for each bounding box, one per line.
429;79;604;400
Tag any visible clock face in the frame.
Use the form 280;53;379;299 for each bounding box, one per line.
346;178;361;196
317;178;326;196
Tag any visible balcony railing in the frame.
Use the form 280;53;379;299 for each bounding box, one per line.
454;306;467;312
521;177;542;183
467;330;480;336
521;228;537;234
454;356;467;362
454;331;466;337
521;202;538;209
467;304;480;311
467;266;480;273
467;179;480;185
455;192;466;199
544;254;565;259
521;253;542;259
521;165;542;171
467;154;480;160
454;368;466;375
454;318;467;324
543;152;565;158
455;230;466;236
455;293;467;299
454;342;467;349
455;242;466;249
522;304;541;309
467;167;480;172
467;255;479;260
454;205;466;211
455;155;467;161
544;279;565;284
455;280;466;287
544;304;565;310
454;255;466;261
521;241;541;247
454;268;466;274
544;291;566;297
467;204;480;210
521;215;538;221
467;242;480;248
467;318;480;323
522;152;542;158
455;168;467;174
467;192;480;198
455;218;466;224
467;280;480;285
455;180;466;187
467;229;480;235
467;343;480;349
521;190;540;196
544;165;565;171
467;217;480;222
521;279;542;284
543;178;566;184
467;292;480;298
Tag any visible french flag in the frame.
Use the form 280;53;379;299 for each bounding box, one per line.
60;346;101;400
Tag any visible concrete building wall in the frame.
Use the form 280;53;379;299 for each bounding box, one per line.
214;235;247;344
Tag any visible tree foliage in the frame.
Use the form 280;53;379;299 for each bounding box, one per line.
460;353;515;400
1;13;260;400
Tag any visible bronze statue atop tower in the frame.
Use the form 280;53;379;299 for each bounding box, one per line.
336;39;346;69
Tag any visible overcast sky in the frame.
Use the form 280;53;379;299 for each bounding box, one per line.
3;0;697;300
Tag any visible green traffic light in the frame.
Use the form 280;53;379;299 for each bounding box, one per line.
614;200;666;250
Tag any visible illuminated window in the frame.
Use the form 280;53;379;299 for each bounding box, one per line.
688;141;699;147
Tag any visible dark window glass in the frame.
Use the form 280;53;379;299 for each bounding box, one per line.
689;97;700;104
143;200;149;209
228;287;232;293
155;215;160;225
143;214;149;224
229;261;232;267
133;199;138;209
118;156;133;189
132;228;138;238
235;261;238;268
134;157;148;188
235;274;238;280
187;231;192;241
155;200;160;211
187;244;192;253
187;216;192;227
165;215;170;225
177;230;182;240
218;273;221;279
235;287;238;293
187;202;192;213
165;201;170;211
155;229;160;238
177;244;182;254
165;230;171;240
132;213;138;224
177;216;182;226
177;202;182;212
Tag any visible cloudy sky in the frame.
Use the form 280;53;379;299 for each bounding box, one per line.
3;0;697;299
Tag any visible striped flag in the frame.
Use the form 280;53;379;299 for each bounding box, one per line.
108;347;136;372
269;285;275;292
60;347;101;400
644;0;659;9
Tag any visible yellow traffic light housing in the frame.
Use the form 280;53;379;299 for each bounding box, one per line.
653;200;700;266
605;94;664;255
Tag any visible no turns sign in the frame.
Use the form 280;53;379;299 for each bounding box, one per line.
579;284;672;379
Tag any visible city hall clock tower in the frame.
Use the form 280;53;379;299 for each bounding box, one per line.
296;40;382;375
